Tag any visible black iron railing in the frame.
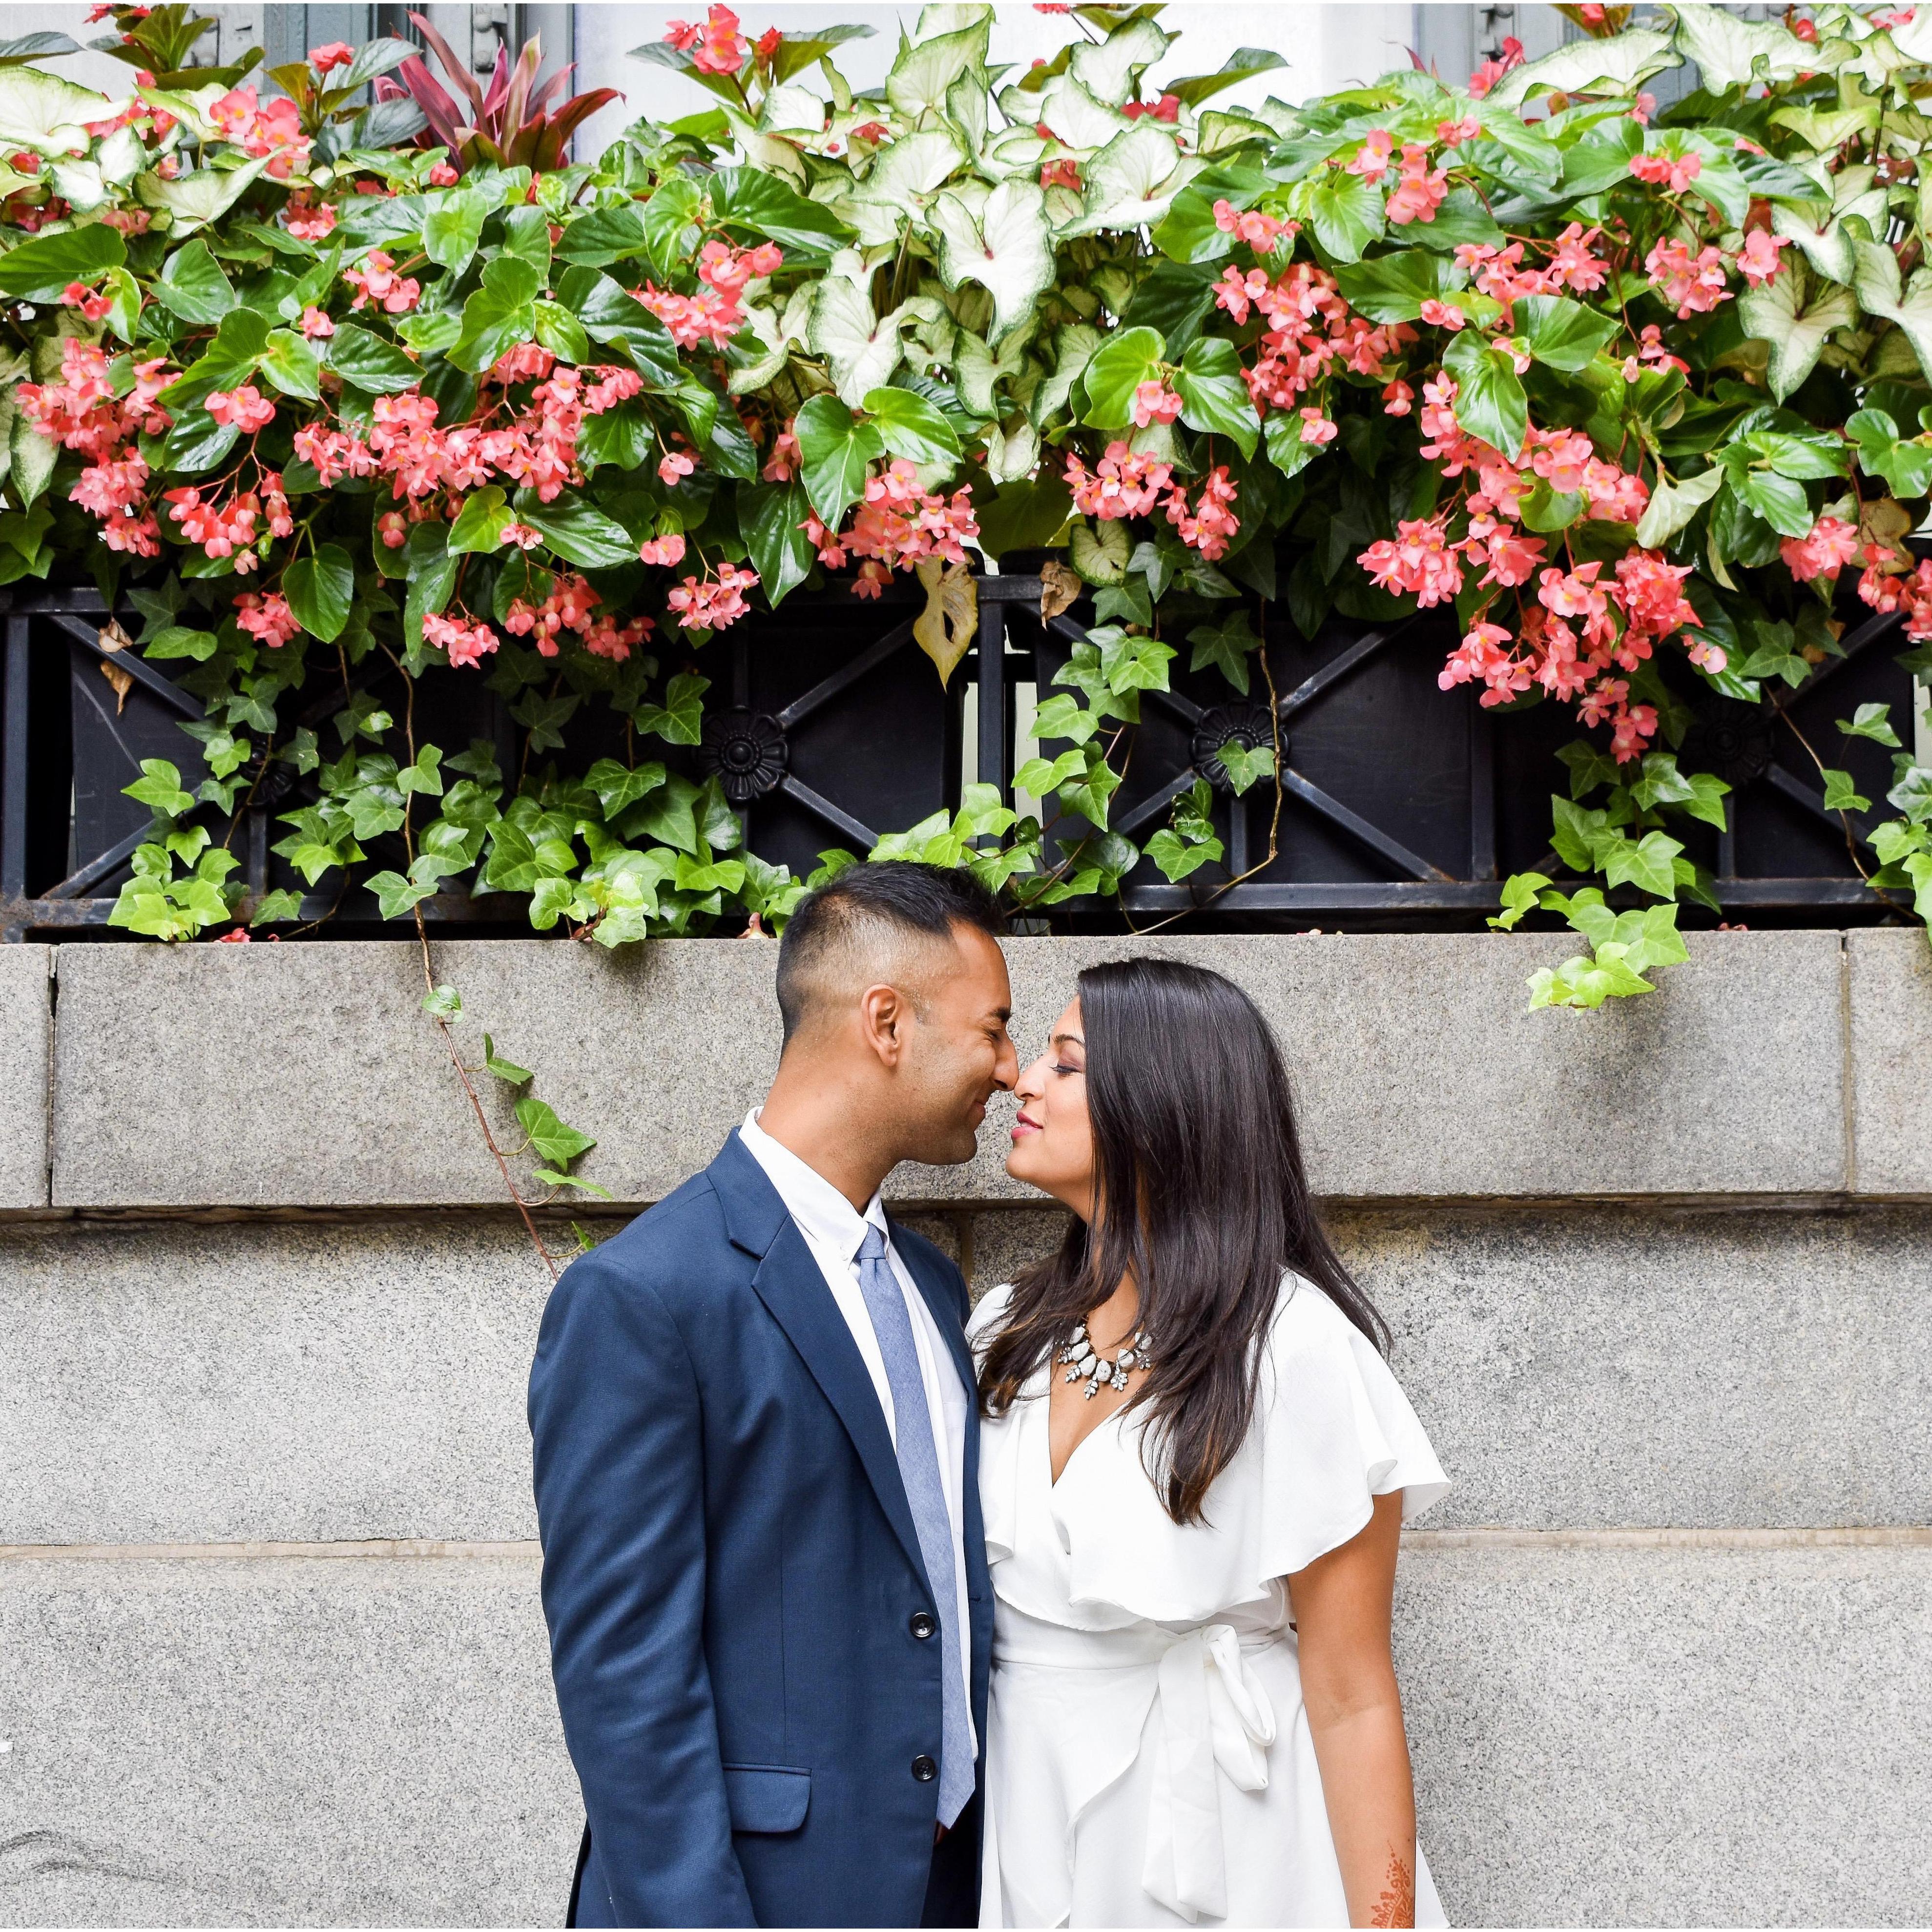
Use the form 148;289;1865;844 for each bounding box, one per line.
0;565;1913;941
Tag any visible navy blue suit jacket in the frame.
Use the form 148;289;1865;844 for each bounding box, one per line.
528;1131;994;1928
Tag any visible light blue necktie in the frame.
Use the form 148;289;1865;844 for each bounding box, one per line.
855;1222;973;1826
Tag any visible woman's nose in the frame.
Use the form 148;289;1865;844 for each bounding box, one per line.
1014;1052;1051;1101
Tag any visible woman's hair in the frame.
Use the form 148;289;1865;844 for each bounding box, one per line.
977;956;1388;1525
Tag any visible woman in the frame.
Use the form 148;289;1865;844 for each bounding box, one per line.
970;958;1449;1929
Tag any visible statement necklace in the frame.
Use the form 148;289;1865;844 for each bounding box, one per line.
1058;1320;1154;1399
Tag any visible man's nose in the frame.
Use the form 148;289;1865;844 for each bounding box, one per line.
994;1029;1021;1089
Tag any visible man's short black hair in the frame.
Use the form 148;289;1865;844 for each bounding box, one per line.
775;860;1005;1045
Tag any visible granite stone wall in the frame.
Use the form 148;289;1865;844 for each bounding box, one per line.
3;935;1929;1926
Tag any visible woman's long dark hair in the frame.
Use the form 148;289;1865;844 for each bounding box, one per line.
978;956;1388;1525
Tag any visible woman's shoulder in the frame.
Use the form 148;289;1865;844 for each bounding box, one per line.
966;1280;1018;1347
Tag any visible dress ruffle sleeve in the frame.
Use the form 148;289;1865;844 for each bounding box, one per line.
982;1275;1448;1629
968;1284;1024;1567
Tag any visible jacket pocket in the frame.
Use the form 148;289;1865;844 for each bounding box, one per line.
722;1763;811;1833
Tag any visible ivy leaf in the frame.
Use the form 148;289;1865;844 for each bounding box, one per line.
249;888;305;926
516;1095;597;1167
283;543;355;643
1099;628;1174;693
1146;824;1224;880
1839;702;1902;748
796;392;886;527
1510;293;1617;374
1487;870;1552;930
124;758;193;817
1821;768;1871;812
1188;609;1261;695
482;1033;533;1086
421;983;462;1019
636;671;708;746
1443;332;1526;458
1600;829;1683;900
1080;325;1166;431
533;1167;612;1197
1216;741;1276;794
1173;335;1257;458
1030;692;1101;746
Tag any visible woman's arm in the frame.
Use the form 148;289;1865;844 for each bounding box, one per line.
1287;1489;1417;1929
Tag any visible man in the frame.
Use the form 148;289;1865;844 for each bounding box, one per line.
529;861;1017;1928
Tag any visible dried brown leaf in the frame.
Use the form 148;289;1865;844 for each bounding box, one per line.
97;618;134;655
914;557;978;687
1039;560;1081;623
1860;497;1911;553
99;657;133;714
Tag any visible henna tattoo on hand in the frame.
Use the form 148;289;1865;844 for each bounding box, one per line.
1368;1849;1415;1929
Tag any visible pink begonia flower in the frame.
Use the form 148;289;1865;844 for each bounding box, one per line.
1629;150;1703;193
658;449;697;485
1780;517;1862;582
234;591;299;648
498;522;542;551
428;160;459;187
1382;379;1413;416
378;512;408;549
1131;380;1183;427
1386;145;1449;225
344;249;421;314
1467;35;1524;99
1736;229;1793;286
639;532;688;567
1347;130;1394;182
667;561;760;631
761;429;800;483
207;385;276;433
299;306;335;337
1436;117;1481;145
1065;443;1172;520
1419;299;1465;330
1299;408;1337;444
665;4;749;75
1645;238;1730;318
309;42;353;70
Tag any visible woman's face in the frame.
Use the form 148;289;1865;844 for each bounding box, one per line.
1006;997;1097;1218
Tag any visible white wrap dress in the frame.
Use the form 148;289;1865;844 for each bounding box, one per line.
968;1275;1451;1929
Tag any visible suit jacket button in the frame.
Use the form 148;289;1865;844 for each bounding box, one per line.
910;1611;937;1641
911;1755;937;1783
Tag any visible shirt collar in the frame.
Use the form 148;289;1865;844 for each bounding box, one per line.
740;1109;889;1265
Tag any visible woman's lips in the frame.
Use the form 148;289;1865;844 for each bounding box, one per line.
1010;1113;1041;1138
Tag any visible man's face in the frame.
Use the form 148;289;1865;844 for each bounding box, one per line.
896;924;1018;1165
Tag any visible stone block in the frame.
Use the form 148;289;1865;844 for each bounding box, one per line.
52;932;1847;1209
1847;927;1932;1198
0;1553;577;1927
0;945;49;1210
0;1218;550;1546
1398;1537;1932;1926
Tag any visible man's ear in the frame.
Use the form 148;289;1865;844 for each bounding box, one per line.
857;982;910;1068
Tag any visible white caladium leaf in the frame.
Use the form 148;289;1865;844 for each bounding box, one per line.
49;158;106;212
985;414;1041;485
844;126;967;245
1061;122;1199;238
1031;323;1101;429
954;326;1035;418
1772;166;1885;285
0;66;112;157
810;274;921;406
715;101;809;186
1738;259;1857;401
1198;109;1279;157
727;296;801;395
1487;26;1675;105
94;122;144;188
1664;5;1816;91
931;178;1055;344
1067;17;1172;107
1022;74;1131;155
1853;236;1932;384
136;154;271;234
759;83;830;138
887;17;990;121
946;71;988;160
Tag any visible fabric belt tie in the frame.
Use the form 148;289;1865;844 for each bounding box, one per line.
1142;1623;1278;1923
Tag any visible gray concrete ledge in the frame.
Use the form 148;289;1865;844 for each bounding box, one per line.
45;929;1884;1207
0;1542;1924;1926
0;945;49;1210
1848;928;1932;1197
7;1205;1930;1546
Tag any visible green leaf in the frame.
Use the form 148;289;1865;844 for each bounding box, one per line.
572;271;683;387
514;490;639;569
635;672;708;747
1839;703;1902;748
448;484;514;554
710;166;856;254
515;1095;596;1167
1443;332;1527;459
1822;768;1871;812
1330;252;1458;324
1099;628;1174;693
124;758;193;817
1852;237;1932;388
1733;467;1812;539
1601;829;1683;900
863;386;962;470
583;758;666;818
0;221;124;301
283;543;355;643
1488;870;1553;930
1511;294;1617;374
258;329;323;402
143;625;219;662
249;888;305;925
326;323;423;395
151;238;234;324
533;1167;612;1198
1847;409;1932;500
795;391;884;527
1081;325;1166;431
423;188;487;274
534;300;593;366
737;480;815;607
1187;609;1261;695
1634;467;1723;549
1306;170;1384;265
482;1032;533;1086
421;983;462;1019
1070;518;1129;586
1174;335;1257;458
447;252;541;375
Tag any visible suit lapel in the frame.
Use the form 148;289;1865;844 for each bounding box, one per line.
712;1134;930;1591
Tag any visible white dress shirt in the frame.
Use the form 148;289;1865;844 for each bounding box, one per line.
738;1110;976;1754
